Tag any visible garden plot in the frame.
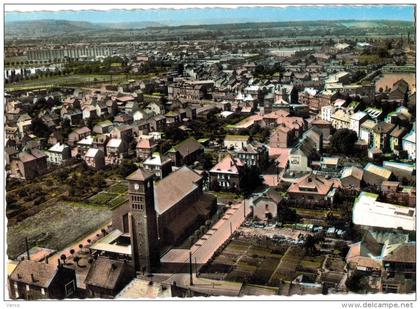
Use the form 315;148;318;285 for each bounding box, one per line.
199;236;288;286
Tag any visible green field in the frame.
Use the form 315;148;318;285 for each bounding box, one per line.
7;202;112;259
5;73;157;91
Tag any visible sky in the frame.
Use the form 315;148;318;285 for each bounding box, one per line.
5;5;415;25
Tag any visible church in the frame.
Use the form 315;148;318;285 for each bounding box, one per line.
111;166;217;272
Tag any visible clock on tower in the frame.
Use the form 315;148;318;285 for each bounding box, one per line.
126;168;160;273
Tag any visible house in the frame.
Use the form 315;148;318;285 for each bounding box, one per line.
382;161;415;182
133;109;153;122
346;232;384;273
382;243;416;293
287;174;336;202
149;115;166;132
331;109;350;130
349;111;368;137
146;102;163;115
363;163;392;187
85;257;135;299
47;143;71;165
16;113;32;136
10;149;48;180
85;148;105;170
68;127;91;146
93;120;113;134
288;139;317;172
143;153;172;179
251;189;283;222
310;119;332;144
114;113;133;125
372;122;395;152
82;105;97;120
136;137;158;161
93;134;111;156
340;166;364;190
167;137;204;167
387;79;409;102
359;120;377;147
209;154;244;190
76;135;94;157
224;135;251;150
8;260;76;300
232;142;268;170
389;126;408;155
402;127;415;160
106;139;126;165
269;126;294;148
352;192;415;231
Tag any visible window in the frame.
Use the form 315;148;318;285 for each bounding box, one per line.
41;288;45;296
65;280;75;297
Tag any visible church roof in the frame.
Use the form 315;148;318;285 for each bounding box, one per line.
126;168;154;181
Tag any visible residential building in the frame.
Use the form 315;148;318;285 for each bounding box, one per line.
167;137;204;167
85;148;105;170
402;127;415;160
340;166;364;190
251;189;283;222
10;149;48;180
136;137;158;161
8;260;76;300
143;153;172;179
47;143;71;165
209;154;244;190
224;135;251;150
84;257;135;299
363;163;393;187
287;174;336;202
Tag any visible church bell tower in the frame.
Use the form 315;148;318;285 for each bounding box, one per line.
126;168;160;273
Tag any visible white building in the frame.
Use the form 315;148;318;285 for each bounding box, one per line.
349;111;368;137
353;192;415;231
321;105;334;122
47;143;71;164
402;127;416;160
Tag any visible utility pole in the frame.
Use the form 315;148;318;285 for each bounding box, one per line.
25;237;30;260
189;251;193;286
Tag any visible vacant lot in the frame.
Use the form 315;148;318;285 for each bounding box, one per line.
7;202;112;259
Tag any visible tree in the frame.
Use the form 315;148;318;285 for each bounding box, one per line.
119;159;137;177
30;118;51;138
239;166;263;196
346;271;370;293
331;128;358;155
278;205;299;224
73;256;81;267
290;87;299;104
70;249;75;255
60;254;67;264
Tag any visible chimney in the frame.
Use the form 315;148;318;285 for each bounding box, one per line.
45;256;49;264
31;274;36;283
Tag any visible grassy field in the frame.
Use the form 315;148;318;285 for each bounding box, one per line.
5;72;158;92
7;202;112;259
